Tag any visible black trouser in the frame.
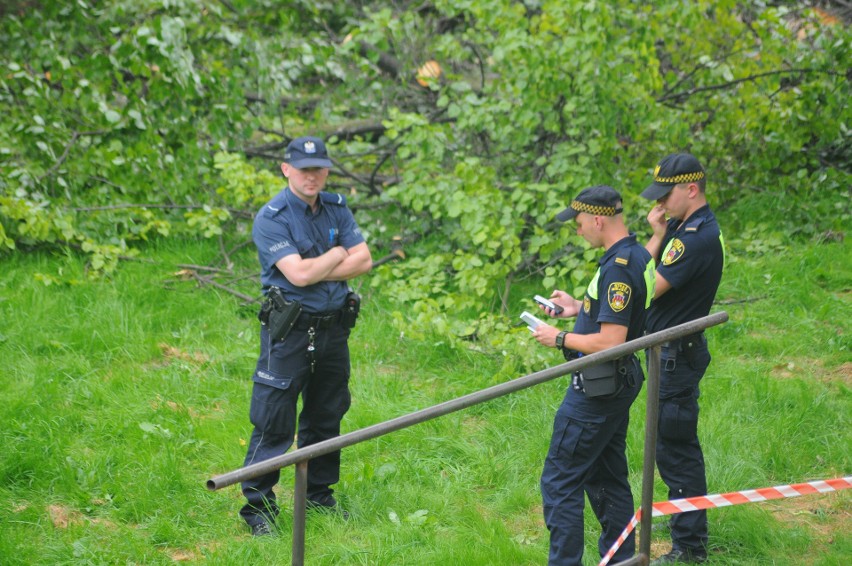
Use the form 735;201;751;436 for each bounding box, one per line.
650;335;711;553
240;322;351;527
541;356;644;566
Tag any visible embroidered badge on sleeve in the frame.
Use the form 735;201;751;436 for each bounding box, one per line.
662;238;685;266
607;282;632;312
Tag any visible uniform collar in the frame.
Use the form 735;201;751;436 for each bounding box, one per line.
676;204;712;227
285;186;323;216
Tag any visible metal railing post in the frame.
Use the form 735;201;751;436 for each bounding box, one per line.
292;462;308;566
640;345;661;563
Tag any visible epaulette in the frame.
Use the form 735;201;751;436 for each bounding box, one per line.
683;216;706;233
261;197;288;218
614;249;630;267
320;192;347;207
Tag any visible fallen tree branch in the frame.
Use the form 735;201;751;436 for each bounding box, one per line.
192;271;259;304
714;295;767;305
177;263;233;274
657;68;844;103
39;130;106;182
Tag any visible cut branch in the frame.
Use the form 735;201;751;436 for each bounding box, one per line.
192;271;259;304
657;68;844;103
39;130;106;182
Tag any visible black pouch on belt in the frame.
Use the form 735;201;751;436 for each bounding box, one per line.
580;360;621;398
340;291;361;329
264;287;302;342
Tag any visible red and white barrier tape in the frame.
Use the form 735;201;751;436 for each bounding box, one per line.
598;476;852;566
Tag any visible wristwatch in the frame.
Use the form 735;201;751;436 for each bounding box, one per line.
555;330;568;349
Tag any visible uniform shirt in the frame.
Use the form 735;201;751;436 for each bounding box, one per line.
573;234;655;341
253;187;365;313
646;204;724;333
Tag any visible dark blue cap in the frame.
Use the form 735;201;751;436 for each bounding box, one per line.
556;185;623;221
641;153;705;200
284;136;333;169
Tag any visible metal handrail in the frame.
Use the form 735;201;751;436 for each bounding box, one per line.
207;311;729;565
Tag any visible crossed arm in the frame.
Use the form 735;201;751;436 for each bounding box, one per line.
275;242;372;287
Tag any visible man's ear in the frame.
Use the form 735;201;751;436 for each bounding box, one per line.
280;163;289;177
687;183;700;198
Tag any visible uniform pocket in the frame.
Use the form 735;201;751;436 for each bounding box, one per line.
659;393;699;440
550;406;606;460
253;366;293;391
294;237;318;258
250;367;295;432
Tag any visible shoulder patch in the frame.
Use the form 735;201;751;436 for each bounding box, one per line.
614;249;630;266
320;192;347;206
607;282;632;312
662;238;685;265
684;216;705;232
261;195;289;218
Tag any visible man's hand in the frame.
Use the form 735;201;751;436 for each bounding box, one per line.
532;323;561;348
647;205;667;238
538;290;581;318
275;245;349;287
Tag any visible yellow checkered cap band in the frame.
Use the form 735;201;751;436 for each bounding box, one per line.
654;170;705;184
571;200;621;216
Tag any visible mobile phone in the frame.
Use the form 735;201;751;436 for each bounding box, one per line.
534;294;564;315
520;311;545;332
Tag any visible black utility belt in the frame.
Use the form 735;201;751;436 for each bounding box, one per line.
574;355;636;399
294;310;344;330
259;288;361;342
665;332;706;352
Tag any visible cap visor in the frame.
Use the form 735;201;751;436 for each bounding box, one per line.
640;183;673;200
556;207;578;222
288;157;333;169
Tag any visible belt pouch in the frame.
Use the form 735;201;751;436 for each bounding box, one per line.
581;361;620;398
340;291;361;329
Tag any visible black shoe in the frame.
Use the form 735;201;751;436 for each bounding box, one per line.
650;548;707;564
307;494;350;520
250;521;274;537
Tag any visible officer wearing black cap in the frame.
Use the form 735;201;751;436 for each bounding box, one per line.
533;185;655;566
641;153;724;564
238;136;373;536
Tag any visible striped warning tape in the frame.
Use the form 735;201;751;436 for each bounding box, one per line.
599;476;852;566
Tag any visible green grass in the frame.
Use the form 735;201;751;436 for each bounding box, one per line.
0;237;849;565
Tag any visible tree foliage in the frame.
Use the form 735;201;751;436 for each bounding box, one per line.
1;0;849;359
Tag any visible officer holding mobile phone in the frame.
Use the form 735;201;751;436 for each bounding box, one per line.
531;185;655;566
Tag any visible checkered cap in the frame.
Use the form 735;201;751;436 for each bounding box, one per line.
556;185;623;222
641;153;705;200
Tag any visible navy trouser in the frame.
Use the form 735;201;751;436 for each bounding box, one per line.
541;357;644;566
240;322;351;528
654;337;711;553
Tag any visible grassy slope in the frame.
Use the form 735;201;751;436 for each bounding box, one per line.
0;237;849;565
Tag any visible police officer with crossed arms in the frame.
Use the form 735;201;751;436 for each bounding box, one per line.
239;136;372;536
